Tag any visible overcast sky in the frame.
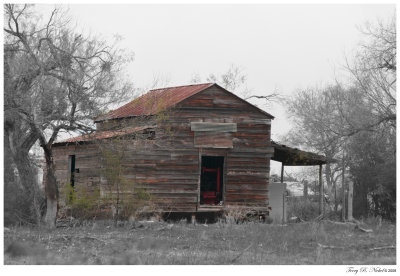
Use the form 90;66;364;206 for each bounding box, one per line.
36;3;395;174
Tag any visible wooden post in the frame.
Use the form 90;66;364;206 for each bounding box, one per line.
319;164;323;215
342;157;346;221
281;163;286;224
303;180;308;198
348;181;353;221
282;183;287;224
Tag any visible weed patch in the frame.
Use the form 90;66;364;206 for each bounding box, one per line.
4;219;396;265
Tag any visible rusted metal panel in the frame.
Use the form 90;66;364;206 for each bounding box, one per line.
54;125;156;145
95;83;214;121
190;122;237;132
194;132;233;148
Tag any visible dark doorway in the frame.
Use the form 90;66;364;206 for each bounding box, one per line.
68;155;76;187
200;156;224;205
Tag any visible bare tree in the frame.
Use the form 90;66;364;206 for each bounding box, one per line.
4;4;133;227
191;64;281;105
286;85;346;203
344;16;396;131
286;16;396;219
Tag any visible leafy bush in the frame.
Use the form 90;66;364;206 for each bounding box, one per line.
60;182;104;220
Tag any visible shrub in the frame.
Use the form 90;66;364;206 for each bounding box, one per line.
60;182;104;220
287;197;319;221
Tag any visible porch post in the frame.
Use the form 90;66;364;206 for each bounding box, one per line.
281;163;286;224
319;164;323;215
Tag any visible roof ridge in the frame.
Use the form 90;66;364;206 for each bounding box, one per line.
149;82;214;92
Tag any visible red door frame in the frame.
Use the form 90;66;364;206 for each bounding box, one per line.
198;153;226;208
201;167;221;193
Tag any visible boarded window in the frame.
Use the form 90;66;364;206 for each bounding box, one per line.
191;122;237;132
191;122;236;148
194;132;233;148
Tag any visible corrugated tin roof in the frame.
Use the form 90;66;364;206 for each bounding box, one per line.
53;126;155;145
95;83;214;122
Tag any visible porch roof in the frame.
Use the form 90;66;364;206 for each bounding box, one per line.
271;140;331;166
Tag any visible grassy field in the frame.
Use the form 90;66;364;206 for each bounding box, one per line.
3;218;396;265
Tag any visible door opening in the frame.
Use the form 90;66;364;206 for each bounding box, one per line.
200;156;224;205
68;155;76;187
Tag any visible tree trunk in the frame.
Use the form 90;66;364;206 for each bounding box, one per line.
5;134;44;225
341;156;346;221
334;180;338;212
348;181;353;221
15;152;45;225
43;146;59;228
324;163;332;191
14;151;37;192
44;197;57;228
5;129;34;191
324;163;335;202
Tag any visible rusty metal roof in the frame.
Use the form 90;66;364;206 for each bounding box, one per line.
53;126;156;145
95;83;215;122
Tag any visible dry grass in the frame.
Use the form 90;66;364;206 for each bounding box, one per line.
3;219;396;265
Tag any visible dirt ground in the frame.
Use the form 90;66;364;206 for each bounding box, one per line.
3;219;396;265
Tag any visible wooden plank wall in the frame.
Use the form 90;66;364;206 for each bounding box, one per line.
96;115;157;131
53;85;273;213
173;86;273;208
53;144;103;206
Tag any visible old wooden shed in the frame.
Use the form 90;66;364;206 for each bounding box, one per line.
53;83;276;215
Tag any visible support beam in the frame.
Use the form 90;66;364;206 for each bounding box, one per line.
319;164;323;215
281;163;286;224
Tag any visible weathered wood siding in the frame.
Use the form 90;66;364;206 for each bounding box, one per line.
53;86;273;212
96;115;157;131
172;86;273;208
53;144;103;206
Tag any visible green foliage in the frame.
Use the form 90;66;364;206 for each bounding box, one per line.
61;182;102;220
